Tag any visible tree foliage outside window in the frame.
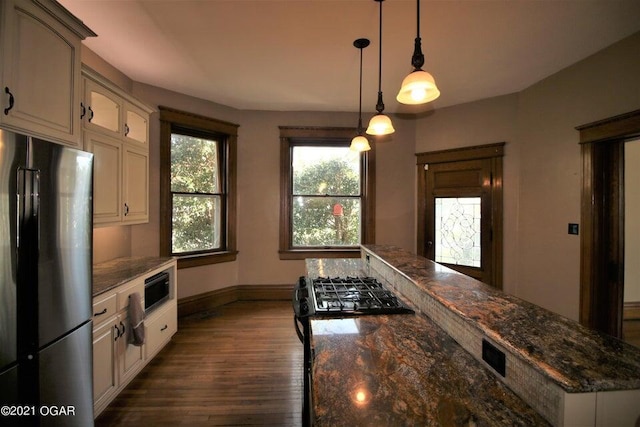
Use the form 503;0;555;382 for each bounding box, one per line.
171;133;223;254
291;146;361;247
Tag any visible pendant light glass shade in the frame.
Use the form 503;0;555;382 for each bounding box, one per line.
366;113;395;135
350;135;371;152
397;0;440;105
397;69;440;104
366;0;394;137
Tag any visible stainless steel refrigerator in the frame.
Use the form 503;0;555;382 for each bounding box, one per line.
0;130;94;426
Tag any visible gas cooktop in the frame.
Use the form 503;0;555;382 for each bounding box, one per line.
293;276;414;317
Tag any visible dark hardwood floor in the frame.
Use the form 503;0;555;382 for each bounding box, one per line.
96;300;304;426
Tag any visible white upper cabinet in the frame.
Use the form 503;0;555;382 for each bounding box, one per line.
124;102;149;146
81;66;154;227
84;78;122;137
81;66;153;147
0;0;95;147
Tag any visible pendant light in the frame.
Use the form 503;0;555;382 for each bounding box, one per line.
396;0;440;105
350;38;371;152
366;0;395;136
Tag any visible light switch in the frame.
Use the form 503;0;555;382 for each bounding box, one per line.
568;223;579;235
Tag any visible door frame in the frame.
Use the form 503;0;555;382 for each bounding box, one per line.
577;109;640;337
416;143;504;289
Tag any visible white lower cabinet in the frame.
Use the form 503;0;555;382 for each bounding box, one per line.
92;260;177;417
92;318;117;409
145;302;178;360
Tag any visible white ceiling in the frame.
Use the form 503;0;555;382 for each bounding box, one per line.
59;0;640;114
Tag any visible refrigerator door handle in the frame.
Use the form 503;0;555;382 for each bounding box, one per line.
17;168;40;248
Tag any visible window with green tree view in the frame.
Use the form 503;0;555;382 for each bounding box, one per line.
279;127;375;259
160;107;238;267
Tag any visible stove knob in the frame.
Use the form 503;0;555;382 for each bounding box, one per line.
298;276;307;288
300;298;309;315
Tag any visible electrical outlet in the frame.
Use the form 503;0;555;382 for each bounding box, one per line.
482;339;506;377
568;223;579;235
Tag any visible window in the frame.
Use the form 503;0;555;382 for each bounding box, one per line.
279;127;375;259
434;197;481;267
159;107;238;268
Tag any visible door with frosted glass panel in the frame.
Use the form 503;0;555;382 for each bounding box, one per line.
424;158;494;285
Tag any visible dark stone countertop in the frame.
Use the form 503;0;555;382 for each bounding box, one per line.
93;256;174;297
311;315;550;426
363;244;640;393
306;258;550;426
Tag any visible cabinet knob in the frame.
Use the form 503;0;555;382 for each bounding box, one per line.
4;87;14;115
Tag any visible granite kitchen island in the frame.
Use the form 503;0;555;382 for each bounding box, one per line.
305;246;640;426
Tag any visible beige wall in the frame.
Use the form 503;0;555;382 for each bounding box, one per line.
87;30;640;314
414;93;519;295
625;139;640;302
415;31;640;320
85;47;416;298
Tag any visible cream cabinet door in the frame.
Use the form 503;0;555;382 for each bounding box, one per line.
145;301;178;359
83;78;122;139
117;313;145;385
123;146;149;224
92;319;118;410
124;102;149;147
85;132;122;224
0;0;83;147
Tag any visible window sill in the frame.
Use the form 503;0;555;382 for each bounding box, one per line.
177;251;238;269
279;249;361;260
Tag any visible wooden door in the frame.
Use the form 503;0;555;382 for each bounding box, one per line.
577;109;640;339
417;143;504;288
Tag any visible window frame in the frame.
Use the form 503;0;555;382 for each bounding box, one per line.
279;126;376;260
159;106;239;268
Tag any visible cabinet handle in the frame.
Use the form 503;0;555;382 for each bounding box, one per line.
4;87;14;115
124;123;130;136
88;106;94;122
124;203;129;216
119;321;126;336
94;308;107;316
160;325;168;332
114;325;120;341
80;102;86;119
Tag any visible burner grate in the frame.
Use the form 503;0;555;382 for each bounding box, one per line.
310;276;413;315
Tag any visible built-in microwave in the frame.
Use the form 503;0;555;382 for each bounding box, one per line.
144;271;170;313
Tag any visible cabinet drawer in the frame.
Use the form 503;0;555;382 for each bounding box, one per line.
92;294;116;326
117;279;144;311
145;302;177;359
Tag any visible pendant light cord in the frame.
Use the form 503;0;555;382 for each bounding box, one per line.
358;45;364;133
378;0;382;93
412;0;425;70
416;0;420;39
375;0;385;114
